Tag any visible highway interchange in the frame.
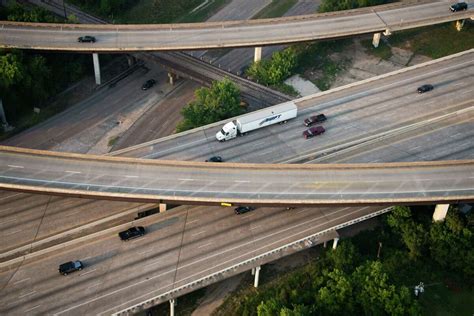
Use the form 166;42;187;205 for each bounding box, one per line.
1;1;473;51
0;47;473;314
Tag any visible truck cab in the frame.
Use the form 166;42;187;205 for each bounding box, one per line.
216;121;237;141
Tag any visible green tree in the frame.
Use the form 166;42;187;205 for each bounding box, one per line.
387;206;429;258
319;0;392;13
352;261;420;315
325;240;360;272
246;47;298;86
0;53;25;89
316;269;354;315
176;78;243;132
429;209;474;282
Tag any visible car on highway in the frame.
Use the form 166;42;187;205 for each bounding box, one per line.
417;84;434;94
450;2;468;12
141;79;156;90
304;114;327;127
205;156;223;162
59;260;84;275
234;206;255;215
118;226;146;241
303;126;325;139
77;36;96;43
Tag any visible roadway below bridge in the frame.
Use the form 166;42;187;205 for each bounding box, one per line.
1;1;473;52
0;49;473;314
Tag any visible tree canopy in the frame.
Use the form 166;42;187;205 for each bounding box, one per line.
176;78;243;132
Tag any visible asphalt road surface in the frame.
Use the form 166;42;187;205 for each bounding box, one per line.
1;2;472;51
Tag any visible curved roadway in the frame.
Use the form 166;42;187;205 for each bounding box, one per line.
0;146;473;205
0;1;472;52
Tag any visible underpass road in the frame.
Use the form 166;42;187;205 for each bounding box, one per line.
1;2;473;51
0;205;385;315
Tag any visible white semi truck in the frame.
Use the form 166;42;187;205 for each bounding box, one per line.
215;101;297;141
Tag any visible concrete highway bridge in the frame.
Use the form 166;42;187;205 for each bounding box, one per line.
1;146;473;206
0;1;472;52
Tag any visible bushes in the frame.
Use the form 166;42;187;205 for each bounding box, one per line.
246;47;298;86
319;0;393;13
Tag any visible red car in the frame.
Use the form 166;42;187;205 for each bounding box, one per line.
304;114;327;127
303;126;325;139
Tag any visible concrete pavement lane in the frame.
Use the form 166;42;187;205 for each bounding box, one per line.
0;204;387;315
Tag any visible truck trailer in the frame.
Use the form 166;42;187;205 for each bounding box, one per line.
215;101;297;141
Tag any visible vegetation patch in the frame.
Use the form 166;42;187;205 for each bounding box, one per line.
361;39;393;60
253;0;298;19
319;0;394;13
388;22;474;59
67;0;231;23
175;78;243;132
108;136;120;147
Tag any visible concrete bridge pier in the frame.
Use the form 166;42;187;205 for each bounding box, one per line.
92;53;101;85
456;20;465;31
372;32;381;48
159;203;167;213
126;55;136;66
169;299;176;316
433;204;449;221
254;47;262;62
168;72;179;85
332;237;339;249
252;265;261;287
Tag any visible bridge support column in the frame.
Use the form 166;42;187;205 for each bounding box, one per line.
433;204;449;222
372;33;381;48
169;299;176;316
253;265;261;288
126;55;136;66
159;203;167;213
168;72;177;85
92;53;101;85
332;237;339;250
254;47;262;62
0;98;13;132
456;20;465;31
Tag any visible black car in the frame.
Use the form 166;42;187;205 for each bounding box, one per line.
450;2;468;12
118;226;146;241
141;79;156;90
59;260;84;275
304;114;327;127
77;36;96;43
205;156;223;162
417;84;434;94
234;206;255;215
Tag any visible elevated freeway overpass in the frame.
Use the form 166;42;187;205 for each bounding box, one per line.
0;1;472;52
1;146;473;206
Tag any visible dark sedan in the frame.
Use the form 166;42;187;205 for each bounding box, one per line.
118;226;146;241
417;84;434;94
450;2;468;12
205;156;223;162
304;114;327;127
303;126;325;139
142;79;156;90
77;36;96;43
234;206;255;215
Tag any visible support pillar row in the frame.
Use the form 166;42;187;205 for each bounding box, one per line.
92;53;101;85
254;47;262;62
433;204;449;222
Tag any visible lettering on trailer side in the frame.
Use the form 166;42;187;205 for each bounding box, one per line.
259;114;281;126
